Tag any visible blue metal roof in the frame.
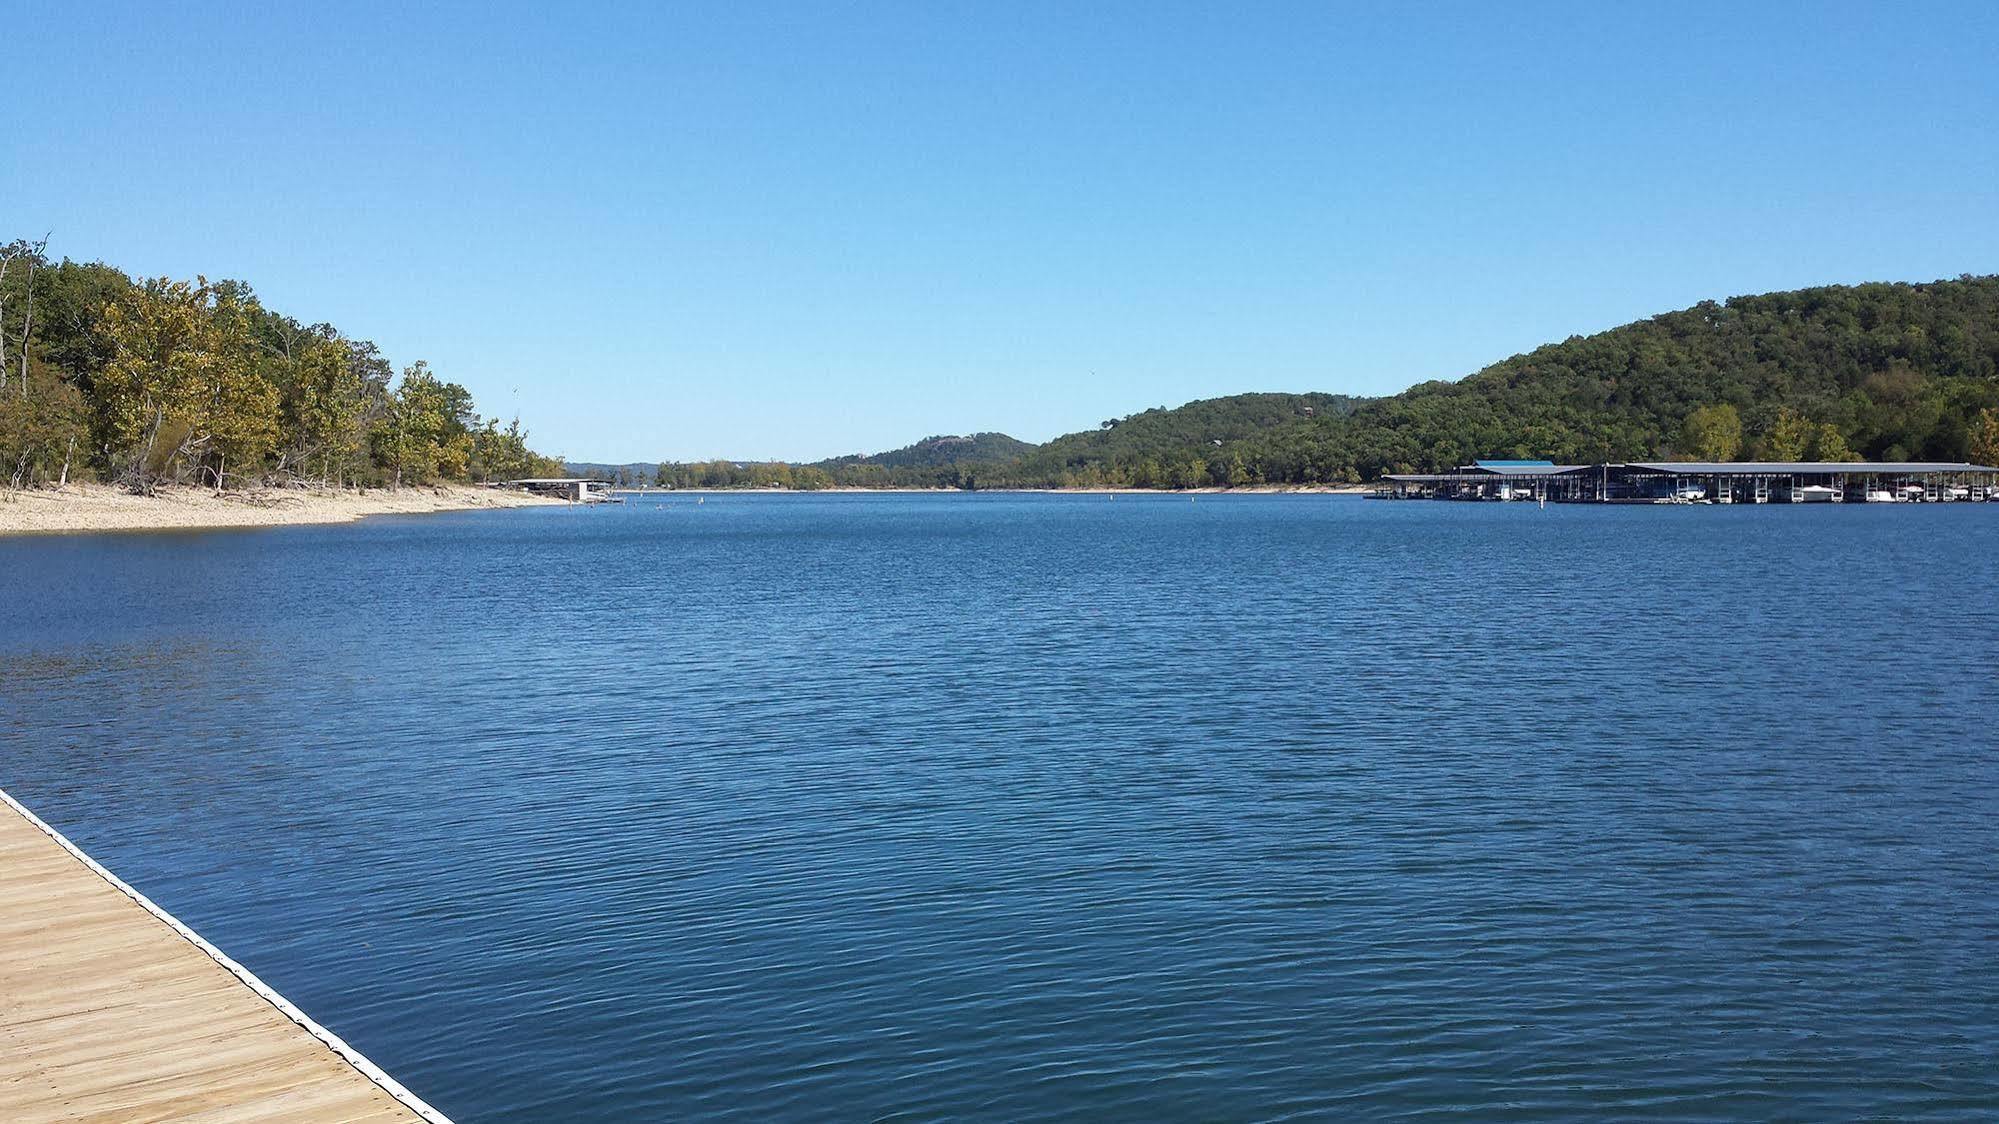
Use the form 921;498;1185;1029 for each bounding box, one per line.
1474;459;1556;468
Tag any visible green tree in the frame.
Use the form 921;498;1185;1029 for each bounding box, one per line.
1970;408;1999;467
95;278;279;490
1680;404;1742;462
284;336;367;483
1810;422;1859;462
0;364;90;487
469;416;546;482
1224;453;1252;487
1168;457;1207;489
375;362;455;486
1764;408;1813;461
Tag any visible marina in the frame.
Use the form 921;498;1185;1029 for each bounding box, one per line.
1374;460;1999;503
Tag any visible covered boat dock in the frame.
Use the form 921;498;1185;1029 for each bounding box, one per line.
492;477;618;502
1374;460;1592;502
1374;460;1999;503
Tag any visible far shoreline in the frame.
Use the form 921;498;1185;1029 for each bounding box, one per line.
0;481;1374;539
608;484;1376;496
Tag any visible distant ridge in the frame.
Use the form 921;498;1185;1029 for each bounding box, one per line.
813;432;1032;470
595;276;1999;489
569;433;1031;486
564;461;660;482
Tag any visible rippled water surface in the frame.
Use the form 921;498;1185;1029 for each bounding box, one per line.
5;494;1999;1121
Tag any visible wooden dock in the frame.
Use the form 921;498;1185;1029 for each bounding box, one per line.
0;790;448;1123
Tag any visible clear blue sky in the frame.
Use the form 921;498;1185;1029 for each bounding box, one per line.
8;3;1997;463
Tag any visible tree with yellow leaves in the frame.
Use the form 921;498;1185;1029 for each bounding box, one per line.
284;335;368;485
1762;407;1813;461
1971;408;1999;468
1810;422;1860;462
1679;404;1742;461
95;278;279;491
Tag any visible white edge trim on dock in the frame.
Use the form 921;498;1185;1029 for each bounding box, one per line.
0;786;454;1124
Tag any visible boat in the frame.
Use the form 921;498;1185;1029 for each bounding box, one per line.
1864;489;1896;503
1793;485;1839;503
1673;485;1708;502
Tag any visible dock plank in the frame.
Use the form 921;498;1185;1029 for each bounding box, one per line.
0;796;435;1123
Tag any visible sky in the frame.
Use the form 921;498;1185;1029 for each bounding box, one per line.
7;3;1997;463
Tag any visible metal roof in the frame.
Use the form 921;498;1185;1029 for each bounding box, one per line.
1468;463;1590;476
1624;462;1998;475
1384;461;1997;484
1384;465;1588;480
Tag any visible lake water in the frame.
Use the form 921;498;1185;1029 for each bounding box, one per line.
4;494;1998;1121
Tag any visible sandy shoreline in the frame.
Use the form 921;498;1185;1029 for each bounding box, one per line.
0;483;566;537
1;481;1370;537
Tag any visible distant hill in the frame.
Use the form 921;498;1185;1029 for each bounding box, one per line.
800;395;1370;488
574;434;1031;488
814;432;1032;470
614;276;1999;489
564;461;657;482
1216;275;1999;483
943;277;1999;486
998;392;1369;487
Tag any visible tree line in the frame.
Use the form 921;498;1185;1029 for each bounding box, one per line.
0;239;562;491
632;395;1370;490
32;253;1987;494
635;278;1999;489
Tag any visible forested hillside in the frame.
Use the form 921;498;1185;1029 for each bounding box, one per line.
1223;276;1999;483
567;461;666;484
819;432;1032;471
636;432;1033;490
998;392;1368;488
797;395;1360;489
0;238;563;491
124;268;1985;496
949;277;1999;487
609;277;1999;491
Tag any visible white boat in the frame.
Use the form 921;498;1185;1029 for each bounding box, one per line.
1899;484;1926;502
1864;489;1895;503
1946;486;1971;501
1673;486;1708;502
1793;485;1839;503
